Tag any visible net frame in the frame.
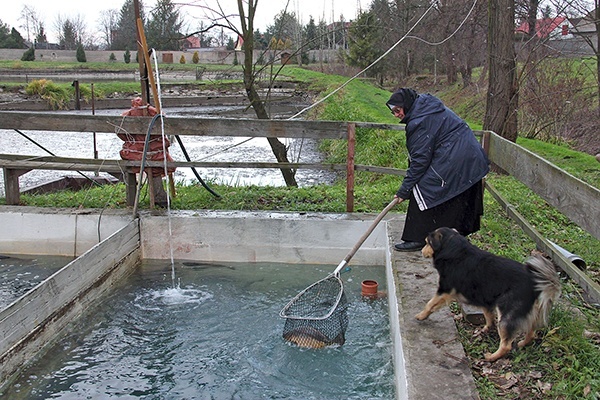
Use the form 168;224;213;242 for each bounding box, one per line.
280;273;349;347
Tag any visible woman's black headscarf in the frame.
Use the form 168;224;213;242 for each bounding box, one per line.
386;88;418;114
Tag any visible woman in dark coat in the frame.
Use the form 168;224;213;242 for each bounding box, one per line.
387;88;490;251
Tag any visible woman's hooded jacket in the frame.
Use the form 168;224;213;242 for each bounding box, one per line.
395;93;490;210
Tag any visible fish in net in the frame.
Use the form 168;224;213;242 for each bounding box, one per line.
279;198;399;349
280;274;349;348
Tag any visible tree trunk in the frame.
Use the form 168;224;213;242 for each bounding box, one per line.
459;66;472;87
483;0;518;142
596;1;600;116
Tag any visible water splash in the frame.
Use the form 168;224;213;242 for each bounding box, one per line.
156;286;211;305
135;286;212;309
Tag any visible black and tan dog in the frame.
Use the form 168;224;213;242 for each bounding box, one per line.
416;227;561;362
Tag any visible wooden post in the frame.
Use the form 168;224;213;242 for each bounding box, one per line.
134;10;176;203
71;80;80;110
125;171;137;207
3;168;29;205
481;130;491;156
146;169;156;208
346;123;356;212
133;0;149;108
168;174;176;199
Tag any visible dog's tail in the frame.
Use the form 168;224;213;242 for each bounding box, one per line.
526;255;561;327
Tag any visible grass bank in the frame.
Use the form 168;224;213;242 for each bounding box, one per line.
2;64;600;399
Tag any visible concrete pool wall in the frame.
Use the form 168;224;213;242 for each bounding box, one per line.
0;206;389;265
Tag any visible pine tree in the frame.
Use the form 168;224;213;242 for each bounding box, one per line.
112;0;144;51
76;43;87;62
346;11;384;79
146;0;183;51
21;46;35;61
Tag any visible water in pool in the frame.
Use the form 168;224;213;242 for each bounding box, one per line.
0;254;72;309
2;260;395;399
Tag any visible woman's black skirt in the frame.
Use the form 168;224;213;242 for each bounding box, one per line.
402;180;484;242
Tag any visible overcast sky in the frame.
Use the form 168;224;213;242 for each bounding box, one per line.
3;0;363;44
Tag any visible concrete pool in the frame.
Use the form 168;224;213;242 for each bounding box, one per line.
0;206;478;399
2;260;395;399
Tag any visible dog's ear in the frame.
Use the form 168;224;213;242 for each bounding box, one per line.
428;227;460;253
428;229;445;253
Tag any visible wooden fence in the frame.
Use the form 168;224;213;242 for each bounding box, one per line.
481;131;600;304
0;111;599;301
0;111;403;210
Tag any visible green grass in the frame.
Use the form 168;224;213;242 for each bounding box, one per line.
518;137;600;188
1;62;599;399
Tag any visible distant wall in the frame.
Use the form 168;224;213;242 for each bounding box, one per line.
0;49;344;65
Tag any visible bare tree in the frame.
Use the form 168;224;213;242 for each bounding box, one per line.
236;0;298;186
433;0;487;87
98;9;119;50
187;0;298;186
19;5;40;44
511;0;599;140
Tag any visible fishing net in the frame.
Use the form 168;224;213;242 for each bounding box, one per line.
280;274;349;348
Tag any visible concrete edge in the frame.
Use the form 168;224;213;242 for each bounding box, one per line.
387;216;479;400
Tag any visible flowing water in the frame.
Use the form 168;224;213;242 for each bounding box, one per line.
1;260;395;399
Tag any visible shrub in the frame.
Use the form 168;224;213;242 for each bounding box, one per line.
76;44;87;62
192;51;199;64
109;53;116;62
25;79;69;110
179;54;186;64
21;47;35;61
124;49;131;64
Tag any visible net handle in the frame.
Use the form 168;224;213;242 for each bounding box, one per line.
333;198;400;275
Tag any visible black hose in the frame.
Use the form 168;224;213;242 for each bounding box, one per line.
173;135;220;198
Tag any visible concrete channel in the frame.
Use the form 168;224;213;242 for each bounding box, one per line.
0;205;478;399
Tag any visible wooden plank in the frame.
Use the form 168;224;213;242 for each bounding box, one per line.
0;154;351;172
355;122;405;131
0;155;410;176
0;111;349;140
487;132;600;240
355;165;406;176
0;220;138;337
486;182;600;304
